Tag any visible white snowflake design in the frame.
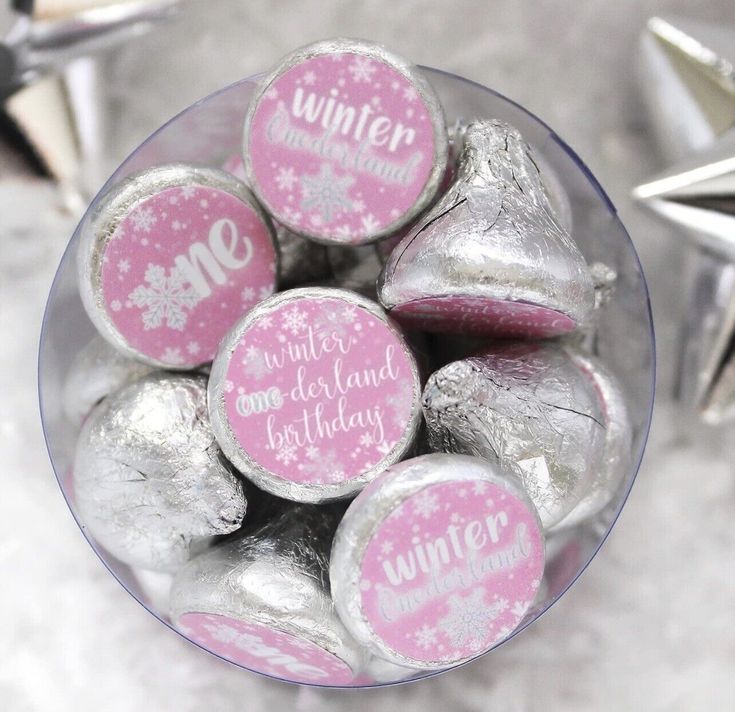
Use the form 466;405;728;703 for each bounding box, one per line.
202;620;240;644
186;341;200;355
303;70;317;85
281;306;308;335
180;186;197;200
276;442;298;466
275;166;298;191
128;264;200;331
414;624;437;650
412;489;439;519
130;206;157;233
300;164;353;222
511;600;531;619
361;213;380;233
351;199;365;214
118;259;130;274
242;345;271;381
380;540;394;555
437;589;504;649
348;56;376;83
241;286;255;303
110;300;122;312
403;86;418;102
160;347;184;365
359;432;374;447
299;447;345;483
313;305;356;341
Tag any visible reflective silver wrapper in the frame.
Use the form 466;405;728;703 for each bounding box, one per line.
170;503;365;681
422;342;608;529
62;335;154;425
326;245;383;299
276;222;331;289
73;373;247;572
361;655;422;683
552;349;632;530
330;453;544;669
563;261;618;351
378;119;594;334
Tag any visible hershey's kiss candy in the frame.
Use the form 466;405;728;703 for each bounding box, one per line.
552;350;632;530
62;335;154;425
73;373;246;572
222;153;331;288
209;287;422;502
170;502;364;685
77;164;278;369
330;453;545;669
422;342;609;529
242;38;448;245
378;119;595;337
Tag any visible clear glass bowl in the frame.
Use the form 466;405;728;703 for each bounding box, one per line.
39;68;655;687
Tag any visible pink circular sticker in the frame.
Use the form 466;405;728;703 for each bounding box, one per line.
178;612;355;684
100;184;277;367
220;293;418;492
391;296;576;338
358;481;544;664
246;49;443;243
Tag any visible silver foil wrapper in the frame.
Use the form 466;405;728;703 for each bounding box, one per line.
73;373;247;572
62;335;153;425
77;163;277;369
170;503;365;683
422;342;608;529
378;119;594;336
276;222;331;289
330;453;545;669
242;38;448;245
325;245;384;298
552;350;632;530
209;287;422;503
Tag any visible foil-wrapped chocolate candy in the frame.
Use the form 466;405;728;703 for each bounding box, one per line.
552;350;632;530
170;503;364;685
243;38;448;245
422;342;609;529
77;163;278;369
62;335;153;425
330;453;545;669
73;373;247;572
378;119;595;338
209;287;422;503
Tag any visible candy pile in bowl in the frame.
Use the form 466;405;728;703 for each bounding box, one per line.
61;39;636;685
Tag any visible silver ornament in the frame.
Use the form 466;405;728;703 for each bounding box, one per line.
170;503;365;685
378;119;594;338
62;335;153;425
73;372;246;572
421;342;608;529
330;453;545;669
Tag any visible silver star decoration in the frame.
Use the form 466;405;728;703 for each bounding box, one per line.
633;15;735;424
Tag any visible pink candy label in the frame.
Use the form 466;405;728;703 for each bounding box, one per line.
359;481;544;664
223;295;417;486
247;51;439;243
391;296;576;338
101;185;276;367
178;612;354;684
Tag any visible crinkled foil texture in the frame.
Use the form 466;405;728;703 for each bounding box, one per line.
422;343;608;529
62;335;154;425
73;372;246;572
170;502;364;674
379;119;594;323
555;350;632;529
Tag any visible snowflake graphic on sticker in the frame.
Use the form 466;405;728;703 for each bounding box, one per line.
300;164;353;223
128;264;200;331
412;489;439;519
348;56;376;83
242;345;271;380
130;206;157;233
275;166;298;192
281;306;308;335
414;624;437;650
437;589;502;649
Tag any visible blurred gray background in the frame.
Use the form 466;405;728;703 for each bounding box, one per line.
2;1;735;710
